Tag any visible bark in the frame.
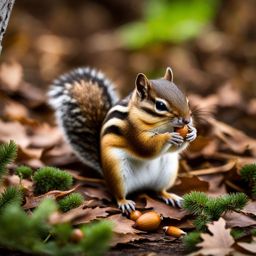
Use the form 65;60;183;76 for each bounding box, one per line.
0;0;15;54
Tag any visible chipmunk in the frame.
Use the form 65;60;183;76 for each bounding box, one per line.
48;67;197;214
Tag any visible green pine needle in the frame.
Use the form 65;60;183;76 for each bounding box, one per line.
193;214;211;232
183;231;202;252
183;191;248;231
0;187;22;211
183;191;209;215
222;193;248;211
240;163;256;182
16;165;33;179
58;193;84;212
33;167;73;195
0;140;17;179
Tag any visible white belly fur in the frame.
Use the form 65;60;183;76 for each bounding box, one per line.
111;148;179;196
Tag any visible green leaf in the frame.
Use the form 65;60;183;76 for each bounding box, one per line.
119;0;220;49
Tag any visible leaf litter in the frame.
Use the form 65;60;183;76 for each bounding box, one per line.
1;1;256;253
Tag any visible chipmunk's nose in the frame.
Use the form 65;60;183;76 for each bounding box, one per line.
182;117;190;125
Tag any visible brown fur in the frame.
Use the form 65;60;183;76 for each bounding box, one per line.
71;80;110;130
150;79;189;117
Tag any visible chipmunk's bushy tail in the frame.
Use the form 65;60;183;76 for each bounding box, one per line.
48;67;119;173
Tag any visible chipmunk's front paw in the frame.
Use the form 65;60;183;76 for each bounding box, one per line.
186;124;197;142
168;132;184;146
158;191;183;208
117;199;136;214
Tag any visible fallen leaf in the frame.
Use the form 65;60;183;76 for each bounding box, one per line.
189;160;236;176
217;83;242;107
111;232;142;246
209;118;256;156
23;185;80;209
172;176;209;195
106;214;143;234
40;142;77;166
82;187;112;202
49;199;116;225
29;124;62;148
0;61;23;92
0;120;30;148
74;206;117;225
237;237;256;254
223;211;256;228
241;201;256;216
194;218;235;256
143;195;187;220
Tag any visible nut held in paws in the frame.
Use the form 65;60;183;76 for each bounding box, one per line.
175;125;188;138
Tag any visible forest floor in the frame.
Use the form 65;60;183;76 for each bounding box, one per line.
0;0;256;255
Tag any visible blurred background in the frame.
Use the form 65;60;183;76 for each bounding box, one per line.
0;0;255;135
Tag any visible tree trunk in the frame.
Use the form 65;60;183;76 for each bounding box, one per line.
0;0;15;54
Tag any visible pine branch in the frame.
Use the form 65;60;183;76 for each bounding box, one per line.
0;187;22;211
0;140;17;180
183;231;202;252
183;191;209;215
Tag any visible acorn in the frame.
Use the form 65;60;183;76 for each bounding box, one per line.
135;211;161;231
129;210;142;221
163;226;186;238
70;228;84;243
175;125;188;138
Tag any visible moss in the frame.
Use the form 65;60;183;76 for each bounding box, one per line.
33;167;73;195
58;193;84;212
16;165;33;179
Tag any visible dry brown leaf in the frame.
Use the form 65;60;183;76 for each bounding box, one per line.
193;218;235;256
209;118;256;156
40;142;77;166
143;195;187;220
17;82;46;108
223;211;256;228
29;124;62;148
172;176;209;195
241;201;256;216
0;120;30;148
189;160;236;176
74;206;116;225
237;237;256;254
199;175;227;196
106;214;143;234
0;61;23;92
111;232;142;247
23;185;80;209
217;83;242;107
82;187;112;202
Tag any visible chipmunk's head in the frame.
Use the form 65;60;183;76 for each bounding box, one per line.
132;67;191;130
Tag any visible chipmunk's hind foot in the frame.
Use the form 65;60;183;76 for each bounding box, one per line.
158;190;183;208
117;199;136;215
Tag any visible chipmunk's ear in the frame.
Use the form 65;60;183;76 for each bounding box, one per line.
164;67;173;82
135;73;150;100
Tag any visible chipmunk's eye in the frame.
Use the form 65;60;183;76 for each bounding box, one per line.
155;100;168;111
